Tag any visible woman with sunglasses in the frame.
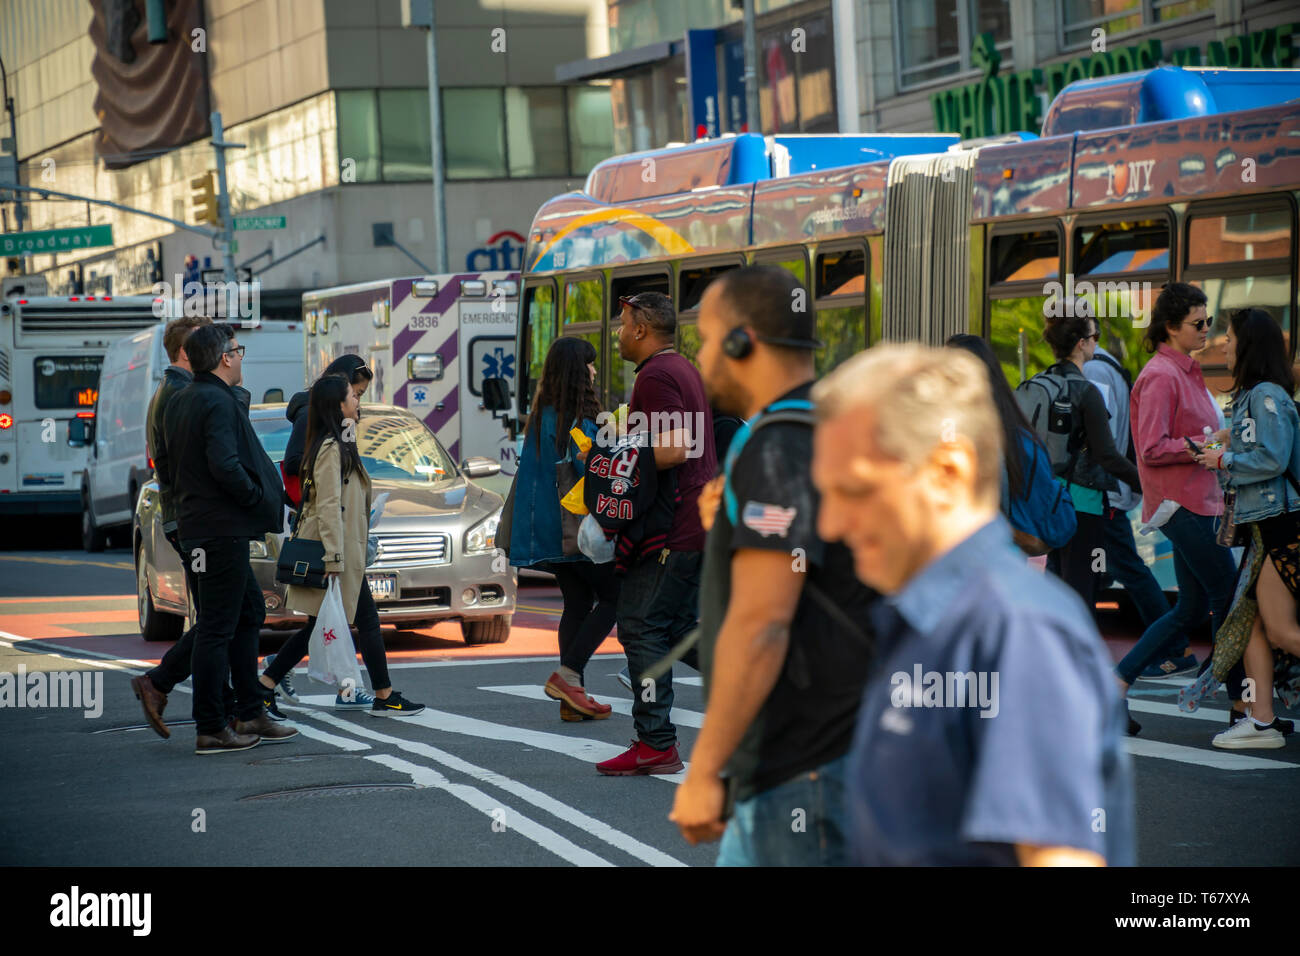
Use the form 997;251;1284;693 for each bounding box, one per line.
1121;282;1238;735
1040;308;1142;616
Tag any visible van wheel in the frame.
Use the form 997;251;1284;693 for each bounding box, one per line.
137;549;183;643
82;504;108;553
461;615;511;645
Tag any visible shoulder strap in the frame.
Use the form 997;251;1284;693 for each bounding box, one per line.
723;399;815;526
1092;350;1131;388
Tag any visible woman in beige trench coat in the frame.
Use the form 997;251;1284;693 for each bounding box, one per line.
257;373;425;716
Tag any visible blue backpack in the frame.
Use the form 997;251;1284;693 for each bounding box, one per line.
1002;429;1077;554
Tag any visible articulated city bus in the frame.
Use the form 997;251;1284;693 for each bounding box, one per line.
511;65;1300;589
0;293;160;518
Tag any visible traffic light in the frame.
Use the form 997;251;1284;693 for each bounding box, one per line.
190;171;218;226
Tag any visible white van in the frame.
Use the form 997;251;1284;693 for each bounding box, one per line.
80;319;304;550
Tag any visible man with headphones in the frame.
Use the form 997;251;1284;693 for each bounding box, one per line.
669;265;880;865
596;291;718;776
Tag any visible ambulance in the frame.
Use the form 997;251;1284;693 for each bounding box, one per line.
302;273;518;496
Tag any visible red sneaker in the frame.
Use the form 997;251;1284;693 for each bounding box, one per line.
596;738;684;776
544;671;612;718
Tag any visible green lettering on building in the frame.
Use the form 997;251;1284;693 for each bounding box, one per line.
932;23;1297;136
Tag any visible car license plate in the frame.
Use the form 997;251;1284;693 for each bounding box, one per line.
367;574;397;601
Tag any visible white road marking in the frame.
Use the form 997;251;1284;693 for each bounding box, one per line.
287;705;688;866
1124;738;1298;770
479;684;704;729
1128;699;1232;724
365;753;614;867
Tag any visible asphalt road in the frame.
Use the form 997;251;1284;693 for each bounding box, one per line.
1;516;1298;867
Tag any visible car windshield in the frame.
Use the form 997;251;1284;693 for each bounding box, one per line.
357;414;458;482
251;416;293;463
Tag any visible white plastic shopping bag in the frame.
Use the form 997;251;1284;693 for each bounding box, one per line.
577;513;615;564
307;578;364;695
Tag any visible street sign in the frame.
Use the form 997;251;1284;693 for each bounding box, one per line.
233;215;286;231
0;224;113;256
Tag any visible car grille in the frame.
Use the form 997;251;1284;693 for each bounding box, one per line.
369;533;450;568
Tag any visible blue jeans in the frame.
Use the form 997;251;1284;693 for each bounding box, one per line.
716;754;851;866
1116;508;1234;685
1102;507;1186;658
616;550;701;751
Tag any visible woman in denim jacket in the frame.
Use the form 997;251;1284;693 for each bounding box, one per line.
1189;309;1300;748
508;337;617;721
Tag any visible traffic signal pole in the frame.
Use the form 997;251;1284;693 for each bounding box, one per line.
209;111;244;285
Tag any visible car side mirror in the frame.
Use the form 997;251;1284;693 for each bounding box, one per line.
460;456;501;479
482;377;511;412
68;417;95;447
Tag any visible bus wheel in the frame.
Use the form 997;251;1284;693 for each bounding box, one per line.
82;504;108;553
461;615;511;645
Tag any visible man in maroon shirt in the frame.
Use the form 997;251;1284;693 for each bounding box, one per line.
596;292;717;775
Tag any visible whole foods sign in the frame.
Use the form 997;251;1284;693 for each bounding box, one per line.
932;24;1297;138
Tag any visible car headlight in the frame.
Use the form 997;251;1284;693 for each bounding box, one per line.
249;539;269;559
464;510;501;554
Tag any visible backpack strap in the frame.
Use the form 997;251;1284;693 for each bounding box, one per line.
723;398;815;526
1092;350;1132;389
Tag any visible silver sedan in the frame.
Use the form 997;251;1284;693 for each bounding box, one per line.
133;403;515;645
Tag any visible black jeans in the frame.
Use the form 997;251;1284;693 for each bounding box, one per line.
1051;510;1105;613
542;561;619;686
148;531;235;716
263;579;391;692
616;550;702;751
180;536;266;734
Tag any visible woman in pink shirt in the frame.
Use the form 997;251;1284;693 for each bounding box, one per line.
1119;283;1240;734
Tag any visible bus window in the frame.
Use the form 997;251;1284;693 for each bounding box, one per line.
1074;219;1170;276
814;305;865;376
815;248;866;297
519;282;555;416
679;260;742;314
990;230;1059;284
1185;203;1294;392
752;247;808;285
678;321;701;368
563;277;603;325
566;324;605;405
988;296;1054;388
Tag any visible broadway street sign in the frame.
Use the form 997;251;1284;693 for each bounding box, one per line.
233;215;286;230
0;224;114;255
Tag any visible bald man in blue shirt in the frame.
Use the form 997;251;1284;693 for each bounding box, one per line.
811;344;1134;867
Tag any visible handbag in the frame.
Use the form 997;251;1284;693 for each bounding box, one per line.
1216;488;1243;548
276;474;329;588
556;459;583;556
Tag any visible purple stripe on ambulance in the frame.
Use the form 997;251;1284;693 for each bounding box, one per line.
392;326;427;367
422;384;460;435
447;439;460;461
391;278;412;310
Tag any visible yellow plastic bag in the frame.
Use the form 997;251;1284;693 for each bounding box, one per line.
560;427;591;515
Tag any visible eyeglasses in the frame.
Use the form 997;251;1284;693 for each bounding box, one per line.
223;345;246;357
1188;317;1212;332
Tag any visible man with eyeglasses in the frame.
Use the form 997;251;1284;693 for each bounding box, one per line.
156;324;294;754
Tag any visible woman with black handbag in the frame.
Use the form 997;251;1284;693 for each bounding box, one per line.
508;337;618;721
1185;309;1300;748
260;374;425;716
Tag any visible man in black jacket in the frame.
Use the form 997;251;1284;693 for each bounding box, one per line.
156;323;296;754
130;318;239;738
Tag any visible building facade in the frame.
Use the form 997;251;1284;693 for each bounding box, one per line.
560;0;1299;148
0;0;614;312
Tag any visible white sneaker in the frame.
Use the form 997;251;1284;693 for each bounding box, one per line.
1212;718;1285;749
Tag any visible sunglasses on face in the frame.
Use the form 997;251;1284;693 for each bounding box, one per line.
1187;318;1212;332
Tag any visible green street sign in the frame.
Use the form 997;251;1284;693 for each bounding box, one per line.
233;215;286;231
0;224;113;255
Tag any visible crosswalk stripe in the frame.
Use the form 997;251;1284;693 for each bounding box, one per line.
365;753;615;867
479;684;705;729
1124;737;1298;770
286;705;688;866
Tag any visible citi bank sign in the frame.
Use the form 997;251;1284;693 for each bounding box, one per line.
466;230;525;271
